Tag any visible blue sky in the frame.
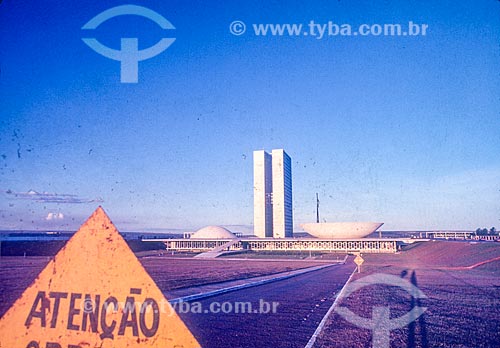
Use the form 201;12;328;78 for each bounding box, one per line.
1;0;499;232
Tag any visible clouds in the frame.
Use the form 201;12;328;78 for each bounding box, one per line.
5;189;103;204
46;212;64;220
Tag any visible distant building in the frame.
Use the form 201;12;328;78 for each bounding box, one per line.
253;149;293;238
253;150;273;238
271;149;293;238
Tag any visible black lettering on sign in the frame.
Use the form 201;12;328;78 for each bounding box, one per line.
67;293;82;330
140;298;160;337
23;289;159;341
82;294;100;333
25;291;50;328
45;342;61;348
25;342;81;348
100;296;118;340
129;288;142;295
118;296;139;336
49;292;68;328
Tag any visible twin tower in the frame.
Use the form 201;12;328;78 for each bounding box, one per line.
253;149;293;238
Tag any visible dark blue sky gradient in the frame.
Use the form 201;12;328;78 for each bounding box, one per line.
1;0;499;232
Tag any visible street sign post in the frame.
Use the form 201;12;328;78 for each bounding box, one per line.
354;254;365;273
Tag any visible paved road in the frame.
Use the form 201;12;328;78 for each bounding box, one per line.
176;258;356;348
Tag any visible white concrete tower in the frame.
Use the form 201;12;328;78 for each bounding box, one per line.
253;149;293;238
271;149;293;238
253;150;273;238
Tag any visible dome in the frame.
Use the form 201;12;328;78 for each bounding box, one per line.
191;226;236;239
301;222;383;239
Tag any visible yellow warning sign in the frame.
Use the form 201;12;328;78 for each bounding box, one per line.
354;255;364;266
0;207;200;348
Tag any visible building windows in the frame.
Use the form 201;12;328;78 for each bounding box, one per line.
253;149;293;238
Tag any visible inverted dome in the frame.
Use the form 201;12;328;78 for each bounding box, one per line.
191;226;236;239
301;222;383;239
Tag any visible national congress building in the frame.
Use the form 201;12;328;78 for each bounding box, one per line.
253;149;293;238
152;148;397;255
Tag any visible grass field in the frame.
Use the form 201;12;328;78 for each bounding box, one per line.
315;241;500;347
0;255;327;317
2;240;499;347
365;240;500;268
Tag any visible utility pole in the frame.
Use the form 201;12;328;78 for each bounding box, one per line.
316;193;320;223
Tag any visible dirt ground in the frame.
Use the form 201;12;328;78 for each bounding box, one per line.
0;255;327;317
2;241;499;347
314;241;500;348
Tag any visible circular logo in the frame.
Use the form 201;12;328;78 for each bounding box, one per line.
335;273;427;348
229;20;246;36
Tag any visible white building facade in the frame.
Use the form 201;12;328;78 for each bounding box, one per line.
253;149;293;238
253;150;273;238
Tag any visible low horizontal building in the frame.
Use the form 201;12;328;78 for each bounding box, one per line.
144;224;418;254
148;237;404;254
